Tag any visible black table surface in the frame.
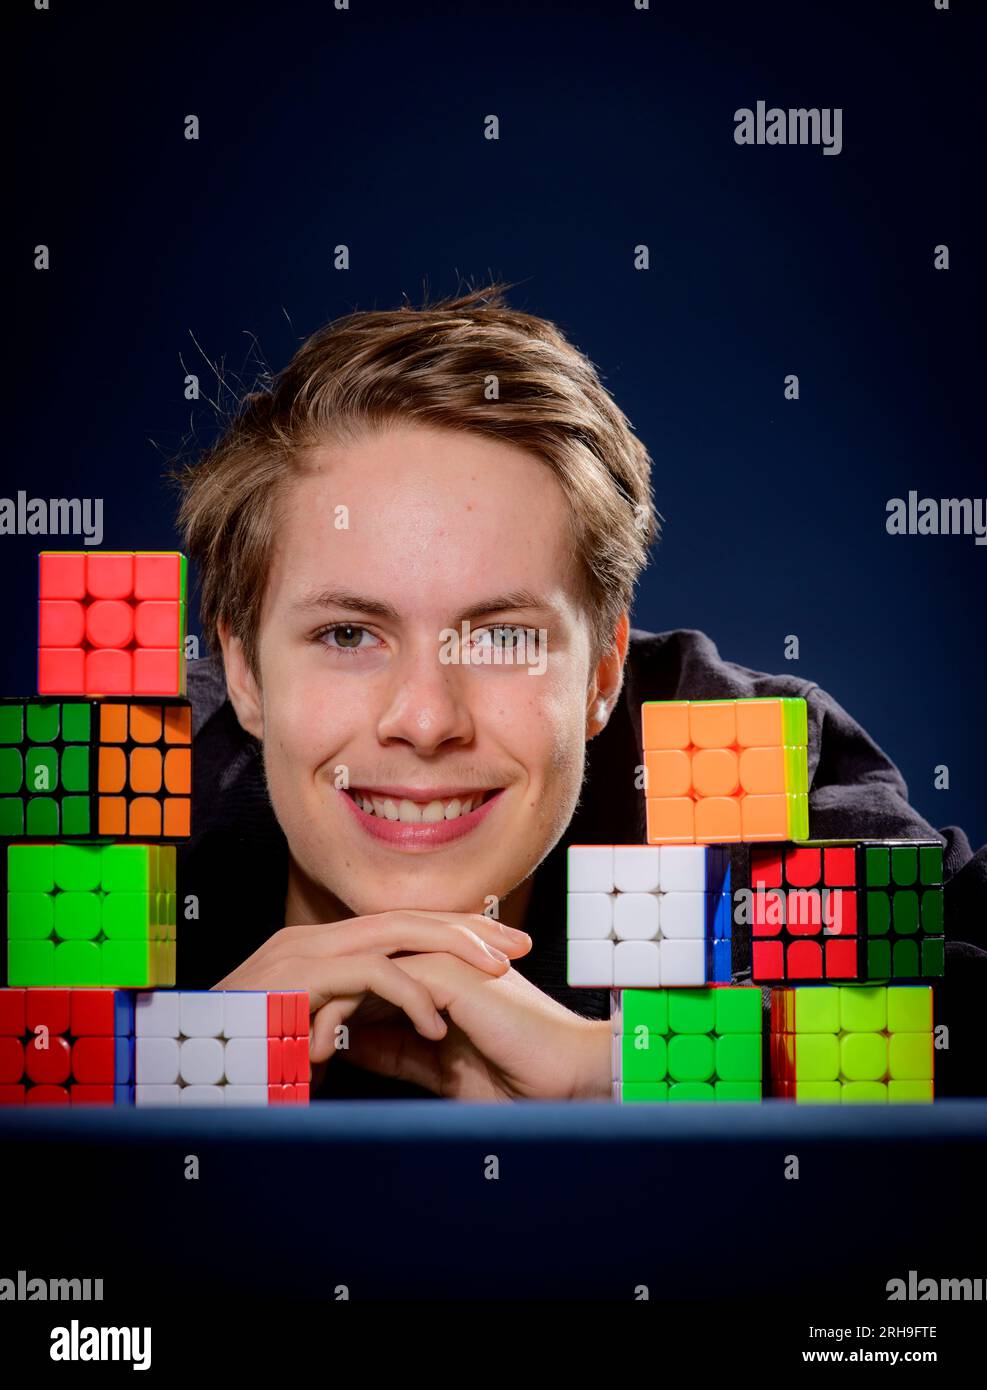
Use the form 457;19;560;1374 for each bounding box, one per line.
2;1100;984;1304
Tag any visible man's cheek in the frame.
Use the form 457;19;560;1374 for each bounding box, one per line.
263;717;329;801
486;673;577;742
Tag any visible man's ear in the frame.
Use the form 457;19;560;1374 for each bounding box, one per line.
586;610;630;739
217;621;265;741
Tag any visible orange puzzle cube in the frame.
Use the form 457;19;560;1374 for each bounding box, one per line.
642;697;809;845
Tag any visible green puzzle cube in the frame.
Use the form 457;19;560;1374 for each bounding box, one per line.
6;842;176;987
770;984;934;1103
0;700;92;836
612;986;762;1103
861;842;944;980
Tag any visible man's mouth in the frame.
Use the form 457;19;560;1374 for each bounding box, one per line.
339;785;503;848
348;788;495;822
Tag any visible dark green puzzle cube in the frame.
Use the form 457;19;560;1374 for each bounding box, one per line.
0;699;92;836
862;841;944;981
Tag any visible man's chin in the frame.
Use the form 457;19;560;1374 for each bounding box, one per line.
287;841;507;921
343;889;489;918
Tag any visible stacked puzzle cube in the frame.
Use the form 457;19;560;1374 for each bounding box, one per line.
567;697;941;1102
0;551;310;1105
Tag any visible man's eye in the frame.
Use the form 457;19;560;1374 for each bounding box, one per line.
317;624;375;652
473;625;527;650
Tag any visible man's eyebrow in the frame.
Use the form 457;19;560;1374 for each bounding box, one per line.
292;589;400;621
291;587;559;623
457;589;558;623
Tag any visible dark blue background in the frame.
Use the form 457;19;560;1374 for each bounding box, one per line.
9;0;985;844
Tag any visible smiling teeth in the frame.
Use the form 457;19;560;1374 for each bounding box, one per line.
354;792;486;822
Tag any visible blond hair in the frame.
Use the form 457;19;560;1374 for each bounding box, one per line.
176;282;659;672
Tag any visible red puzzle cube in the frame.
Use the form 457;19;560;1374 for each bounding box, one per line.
0;988;134;1105
37;552;187;698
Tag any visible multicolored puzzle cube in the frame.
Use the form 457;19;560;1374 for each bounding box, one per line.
0;698;191;840
567;844;731;987
38;551;187;697
133;990;310;1105
770;984;934;1102
643;697;808;844
611;985;762;1102
6;843;176;988
749;840;944;983
0;987;135;1105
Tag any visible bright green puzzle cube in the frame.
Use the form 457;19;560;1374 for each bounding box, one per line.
771;984;933;1103
6;842;176;987
612;986;762;1103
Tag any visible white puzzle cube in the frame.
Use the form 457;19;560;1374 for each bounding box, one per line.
566;845;732;988
133;990;311;1106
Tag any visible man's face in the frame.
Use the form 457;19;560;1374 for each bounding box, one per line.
230;422;614;918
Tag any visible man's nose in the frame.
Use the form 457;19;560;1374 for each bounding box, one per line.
375;645;475;753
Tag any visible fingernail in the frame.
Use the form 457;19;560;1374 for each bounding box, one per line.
484;944;510;963
503;925;531;939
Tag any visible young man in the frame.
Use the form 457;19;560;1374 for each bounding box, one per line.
175;284;987;1100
